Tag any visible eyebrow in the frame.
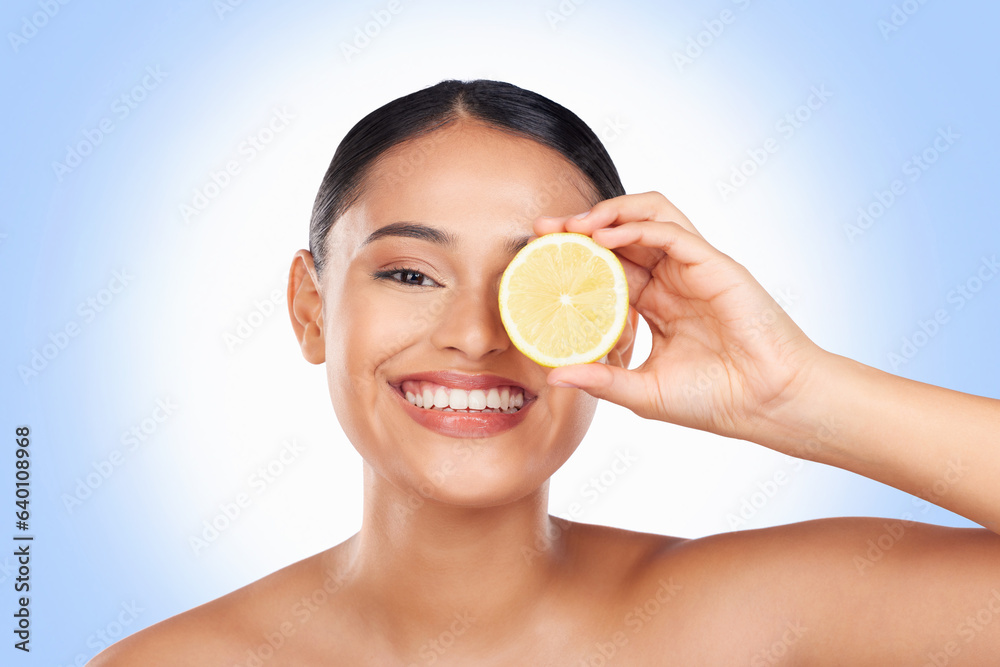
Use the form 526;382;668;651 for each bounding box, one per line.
361;221;532;256
505;234;532;255
362;221;455;247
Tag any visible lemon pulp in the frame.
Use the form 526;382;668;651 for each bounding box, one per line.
499;233;629;368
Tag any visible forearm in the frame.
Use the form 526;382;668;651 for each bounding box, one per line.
754;351;1000;533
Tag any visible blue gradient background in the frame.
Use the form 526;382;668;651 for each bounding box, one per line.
2;0;998;663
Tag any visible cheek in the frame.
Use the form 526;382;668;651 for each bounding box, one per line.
567;391;599;444
322;283;438;434
322;285;389;436
542;387;599;463
326;280;399;381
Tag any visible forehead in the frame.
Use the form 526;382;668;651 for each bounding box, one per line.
332;123;596;254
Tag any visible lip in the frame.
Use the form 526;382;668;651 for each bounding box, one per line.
388;371;536;439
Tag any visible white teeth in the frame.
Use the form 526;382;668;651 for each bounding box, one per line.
433;387;450;409
448;388;469;410
468;389;487;410
401;381;526;414
486;388;501;409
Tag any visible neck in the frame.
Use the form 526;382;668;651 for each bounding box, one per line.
341;462;566;641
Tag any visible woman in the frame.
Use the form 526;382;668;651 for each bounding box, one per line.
93;80;1000;665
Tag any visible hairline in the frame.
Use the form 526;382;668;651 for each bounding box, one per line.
315;118;602;273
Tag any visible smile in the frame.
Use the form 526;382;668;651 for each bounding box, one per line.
389;372;536;438
400;380;525;414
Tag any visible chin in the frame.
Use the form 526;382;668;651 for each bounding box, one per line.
390;445;560;510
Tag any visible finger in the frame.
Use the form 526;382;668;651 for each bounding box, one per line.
546;363;654;416
615;253;652;305
610;240;665;274
533;216;568;236
593;220;720;267
535;213;667;273
533;210;591;237
565;192;704;239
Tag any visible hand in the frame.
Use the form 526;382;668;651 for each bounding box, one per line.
536;192;826;441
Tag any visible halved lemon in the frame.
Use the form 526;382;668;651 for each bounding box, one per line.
499;232;629;368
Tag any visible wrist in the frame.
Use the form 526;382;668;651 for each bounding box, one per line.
746;347;851;460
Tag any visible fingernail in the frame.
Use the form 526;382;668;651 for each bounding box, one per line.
549;379;579;388
573;210;591;220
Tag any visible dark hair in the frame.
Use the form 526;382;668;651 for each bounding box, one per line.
309;79;625;274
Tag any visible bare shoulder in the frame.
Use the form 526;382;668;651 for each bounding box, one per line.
638;514;999;579
663;514;1000;584
552;518;687;597
87;549;340;667
615;516;1000;664
634;515;1000;615
86;598;248;667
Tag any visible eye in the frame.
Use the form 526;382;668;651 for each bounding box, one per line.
373;267;441;288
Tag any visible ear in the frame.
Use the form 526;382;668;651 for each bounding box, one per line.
606;306;640;370
287;250;326;364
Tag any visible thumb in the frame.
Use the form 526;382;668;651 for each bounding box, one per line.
546;363;651;414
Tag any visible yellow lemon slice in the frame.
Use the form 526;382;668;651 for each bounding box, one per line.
499;232;629;368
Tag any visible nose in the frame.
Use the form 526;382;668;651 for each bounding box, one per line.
429;282;510;360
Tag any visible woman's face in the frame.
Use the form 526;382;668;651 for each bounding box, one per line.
310;122;620;507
